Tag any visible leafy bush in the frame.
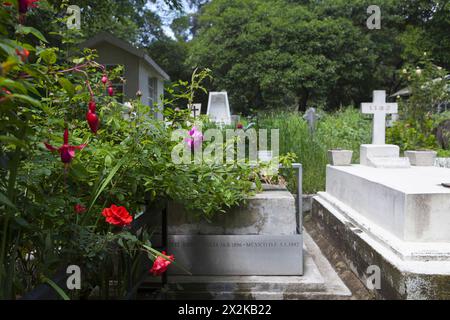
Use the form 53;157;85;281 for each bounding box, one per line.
257;108;371;193
0;4;260;299
386;58;449;153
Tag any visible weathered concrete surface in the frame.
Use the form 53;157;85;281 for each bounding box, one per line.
140;231;352;300
326;165;450;242
167;234;303;276
311;196;450;299
405;151;437;166
304;217;375;300
168;190;297;235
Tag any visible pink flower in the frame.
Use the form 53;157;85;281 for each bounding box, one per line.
107;86;114;96
86;100;99;134
185;126;203;149
44;129;86;164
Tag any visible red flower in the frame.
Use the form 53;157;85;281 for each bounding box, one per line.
236;123;243;129
15;48;29;62
149;251;174;276
107;86;114;96
44;128;86;164
101;75;108;84
102;205;133;227
18;0;38;14
86;100;99;134
74;204;86;214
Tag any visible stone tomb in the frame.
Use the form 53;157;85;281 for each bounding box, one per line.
167;189;303;276
311;90;450;299
206;92;232;125
153;188;348;299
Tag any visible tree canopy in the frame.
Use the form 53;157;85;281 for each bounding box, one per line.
183;0;450;112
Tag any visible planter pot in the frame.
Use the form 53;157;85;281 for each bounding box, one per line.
328;149;353;166
405;150;437;166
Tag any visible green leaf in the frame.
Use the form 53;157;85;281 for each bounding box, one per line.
0;192;16;210
10;94;41;107
58;77;75;97
0;135;27;148
104;155;112;167
42;277;70;300
72;57;85;64
40;48;57;65
14;216;30;228
16;25;48;43
87;158;126;212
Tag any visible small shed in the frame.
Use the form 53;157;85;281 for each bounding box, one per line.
81;32;170;119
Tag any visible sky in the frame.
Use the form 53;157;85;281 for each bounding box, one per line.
147;0;197;39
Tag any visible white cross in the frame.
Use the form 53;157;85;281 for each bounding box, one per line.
361;90;398;145
189;103;201;118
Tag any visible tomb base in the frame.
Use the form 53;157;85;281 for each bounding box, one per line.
311;195;450;299
141;232;351;300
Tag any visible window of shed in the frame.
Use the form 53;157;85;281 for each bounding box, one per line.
148;77;158;107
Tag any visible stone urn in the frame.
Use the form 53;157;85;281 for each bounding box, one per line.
405;150;437;166
328;149;353;166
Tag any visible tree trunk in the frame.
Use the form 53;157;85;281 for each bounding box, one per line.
297;88;309;112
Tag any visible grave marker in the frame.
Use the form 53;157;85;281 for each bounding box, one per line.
188;103;202;118
303;108;319;134
361;90;398;145
207;92;231;125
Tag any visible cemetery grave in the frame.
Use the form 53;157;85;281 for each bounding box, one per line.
2;0;450;303
206;92;232;125
311;91;450;299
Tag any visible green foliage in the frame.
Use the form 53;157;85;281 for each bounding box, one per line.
0;4;259;299
188;0;378;112
258;108;371;193
184;0;450;113
386;58;449;152
387;118;438;151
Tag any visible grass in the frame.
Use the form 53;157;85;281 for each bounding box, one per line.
256;108;372;194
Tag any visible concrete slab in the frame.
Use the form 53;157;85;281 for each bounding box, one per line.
326;165;450;242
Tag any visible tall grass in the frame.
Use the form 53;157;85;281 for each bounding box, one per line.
257;108;371;193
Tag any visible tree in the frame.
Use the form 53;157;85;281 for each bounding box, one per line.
188;0;378;112
187;0;450;112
